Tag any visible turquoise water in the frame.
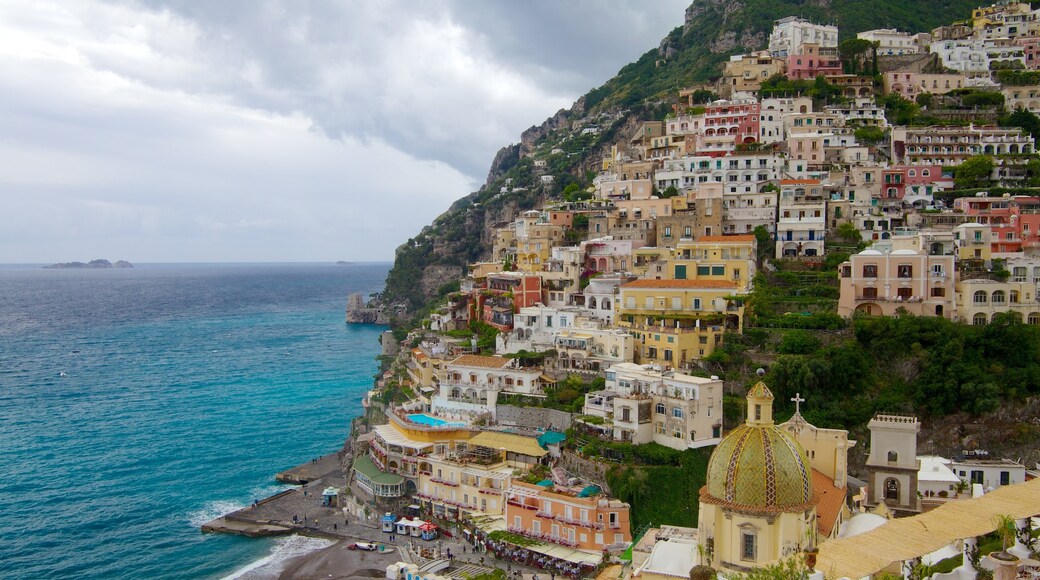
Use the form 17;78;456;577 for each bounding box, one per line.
0;263;389;579
406;413;466;428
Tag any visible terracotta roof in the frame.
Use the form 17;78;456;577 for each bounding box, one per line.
780;179;821;185
621;279;738;289
449;354;512;369
812;469;847;537
695;235;756;243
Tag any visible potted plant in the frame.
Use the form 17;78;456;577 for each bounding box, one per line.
991;514;1018;562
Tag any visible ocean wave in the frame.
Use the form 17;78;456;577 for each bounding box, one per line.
220;535;335;580
186;500;248;528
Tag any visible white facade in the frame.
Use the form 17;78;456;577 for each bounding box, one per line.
931;38;1025;73
432;355;547;420
949;458;1027;490
768;17;838;57
584;363;724;450
496;305;583;354
858;29;921;55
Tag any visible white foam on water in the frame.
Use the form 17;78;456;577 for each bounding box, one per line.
187;499;248;528
220;535;335;580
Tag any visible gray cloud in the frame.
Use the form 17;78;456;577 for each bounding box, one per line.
0;0;686;262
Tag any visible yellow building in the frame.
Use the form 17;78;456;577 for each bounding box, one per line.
698;383;818;572
954;222;992;264
617;279;744;366
417;431;546;520
955;278;1040;325
670;235;757;289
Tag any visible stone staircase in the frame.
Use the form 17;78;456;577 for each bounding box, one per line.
443;562;498;579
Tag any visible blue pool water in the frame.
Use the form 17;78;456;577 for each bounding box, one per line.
406;413;466;428
0;262;389;579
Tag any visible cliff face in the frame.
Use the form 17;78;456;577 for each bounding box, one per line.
376;0;983;322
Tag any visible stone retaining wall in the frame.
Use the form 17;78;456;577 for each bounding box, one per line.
495;405;573;431
557;450;612;495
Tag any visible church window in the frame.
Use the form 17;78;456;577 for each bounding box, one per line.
754;404;762;421
741;531;757;561
887;451;898;462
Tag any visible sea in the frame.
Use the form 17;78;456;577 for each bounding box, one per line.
0;262;391;579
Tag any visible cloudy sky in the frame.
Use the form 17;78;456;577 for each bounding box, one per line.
0;0;687;263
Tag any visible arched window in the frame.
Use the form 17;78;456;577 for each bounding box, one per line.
887;451;898;462
973;290;988;304
974;313;988;325
992;290;1006;304
1029;313;1040;324
602;299;611;310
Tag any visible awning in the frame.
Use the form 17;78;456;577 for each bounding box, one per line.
528;544;602;566
468;431;547;458
374;424;434;451
817;477;1040;580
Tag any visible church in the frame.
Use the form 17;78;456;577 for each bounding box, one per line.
697;380;855;572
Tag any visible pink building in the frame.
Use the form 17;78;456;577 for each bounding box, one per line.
785;43;842;80
546;210;574;227
702;98;760;145
1016;36;1040;70
878;165;943;202
952;195;1040;253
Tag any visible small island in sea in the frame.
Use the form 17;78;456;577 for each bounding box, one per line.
44;259;133;269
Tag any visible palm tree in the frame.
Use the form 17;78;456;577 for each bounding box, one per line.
992;514;1018;561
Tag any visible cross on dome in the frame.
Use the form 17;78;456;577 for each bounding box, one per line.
791;392;805;415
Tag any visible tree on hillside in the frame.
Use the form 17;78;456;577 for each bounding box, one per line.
853;126;886;147
954;155;994;189
835;222;863;245
753;225;773;265
1001;107;1040;141
660;185;680;198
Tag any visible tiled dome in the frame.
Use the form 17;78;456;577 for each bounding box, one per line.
702;382;814;511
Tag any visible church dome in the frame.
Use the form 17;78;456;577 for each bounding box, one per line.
702;382;815;511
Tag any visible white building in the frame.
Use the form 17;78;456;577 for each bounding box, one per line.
776;179;827;258
857;29;921;55
582;363;724;451
580;274;626;324
931;38;1025;74
555;326;635;375
950;457;1027;490
431;355;548;419
496;305;583;354
768;17;839;57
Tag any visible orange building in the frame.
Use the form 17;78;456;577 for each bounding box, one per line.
504;481;632;551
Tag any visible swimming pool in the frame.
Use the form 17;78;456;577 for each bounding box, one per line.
407;413;466;428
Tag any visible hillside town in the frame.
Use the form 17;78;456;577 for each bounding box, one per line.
343;4;1040;580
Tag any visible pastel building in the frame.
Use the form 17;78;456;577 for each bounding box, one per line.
776;179;827;258
858;29;921;55
955;278;1040;325
583;362;724;450
785;43;842;80
882;72;968;100
431;355;548;419
768;17;838;57
719;51;786;97
617;278;745;365
837;248;956;318
417;431;548;520
504;480;632;552
554;326;635;375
